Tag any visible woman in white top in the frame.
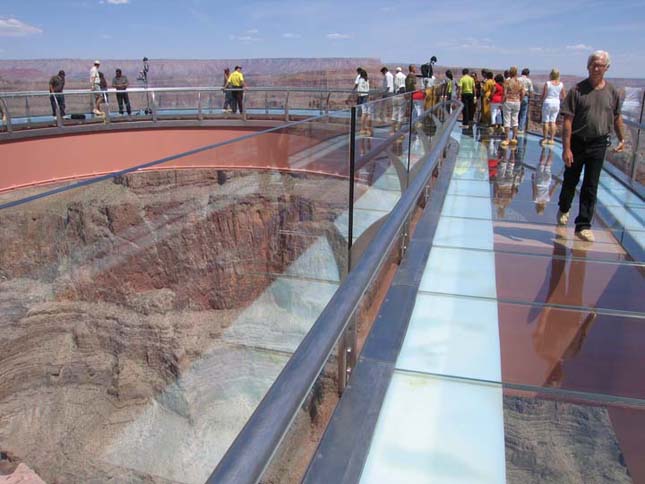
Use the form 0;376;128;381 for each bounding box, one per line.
356;69;372;136
541;69;566;145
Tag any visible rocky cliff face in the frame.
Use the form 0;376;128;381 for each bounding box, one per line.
0;168;348;483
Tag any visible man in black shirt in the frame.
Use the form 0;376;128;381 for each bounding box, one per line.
48;70;66;117
112;69;132;115
557;50;625;242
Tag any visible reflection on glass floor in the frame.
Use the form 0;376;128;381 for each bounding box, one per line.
360;127;645;483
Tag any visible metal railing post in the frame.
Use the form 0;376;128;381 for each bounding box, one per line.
150;90;158;122
0;97;12;134
337;106;357;395
284;92;290;122
265;91;269;114
325;92;332;115
197;91;203;121
25;97;31;128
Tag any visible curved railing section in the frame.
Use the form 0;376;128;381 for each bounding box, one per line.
0;86;387;134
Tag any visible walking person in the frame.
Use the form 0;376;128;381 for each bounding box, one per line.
518;68;534;134
501;66;524;147
97;71;109;117
391;67;406;133
557;50;625;242
48;70;66;117
112;68;132;115
540;68;565;146
227;65;245;114
457;68;475;127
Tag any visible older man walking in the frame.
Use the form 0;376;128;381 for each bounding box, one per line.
557;50;625;242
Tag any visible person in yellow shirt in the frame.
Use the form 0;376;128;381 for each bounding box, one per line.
226;65;245;114
457;68;475;127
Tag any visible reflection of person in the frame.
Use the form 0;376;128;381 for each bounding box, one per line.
557;50;625;242
532;147;558;214
532;237;596;388
540;68;565;146
227;65;245;114
48;70;65;117
112;69;131;115
492;146;524;218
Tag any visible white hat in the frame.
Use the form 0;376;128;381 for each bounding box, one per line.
395;67;402;72
94;60;101;65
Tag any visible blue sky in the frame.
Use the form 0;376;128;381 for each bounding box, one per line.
1;0;644;78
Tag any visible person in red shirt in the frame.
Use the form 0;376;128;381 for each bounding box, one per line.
489;74;505;133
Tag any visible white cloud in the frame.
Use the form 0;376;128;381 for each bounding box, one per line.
229;33;261;42
100;33;112;39
106;0;130;4
0;17;43;37
246;28;259;34
326;32;350;40
566;43;592;51
282;32;301;38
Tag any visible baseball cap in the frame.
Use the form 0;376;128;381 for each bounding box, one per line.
395;67;402;72
94;60;101;65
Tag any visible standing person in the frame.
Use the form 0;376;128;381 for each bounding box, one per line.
48;70;66;117
380;66;394;122
472;72;481;124
501;66;524;147
540;68;565;146
457;68;475;127
482;70;495;127
227;65;245;114
112;68;131;115
391;67;406;133
90;60;102;115
222;68;233;112
356;69;371;135
518;68;534;134
406;65;424;122
97;71;109;116
557;50;625;242
490;74;505;133
393;66;406;94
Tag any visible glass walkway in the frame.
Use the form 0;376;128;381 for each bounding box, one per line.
305;127;644;484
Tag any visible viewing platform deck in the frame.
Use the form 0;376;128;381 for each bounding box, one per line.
0;86;643;483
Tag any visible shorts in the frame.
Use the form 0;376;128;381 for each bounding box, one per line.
357;96;372;115
490;103;502;125
503;101;520;128
542;101;560;123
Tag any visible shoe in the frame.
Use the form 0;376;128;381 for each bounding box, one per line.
517;130;525;136
93;109;102;115
540;139;548;146
548;139;555;145
500;140;510;147
575;229;595;242
557;210;569;225
510;138;518;145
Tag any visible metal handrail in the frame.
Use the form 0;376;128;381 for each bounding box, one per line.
0;86;385;97
207;98;462;484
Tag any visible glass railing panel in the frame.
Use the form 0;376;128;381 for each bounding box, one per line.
0;113;352;483
153;89;200;116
